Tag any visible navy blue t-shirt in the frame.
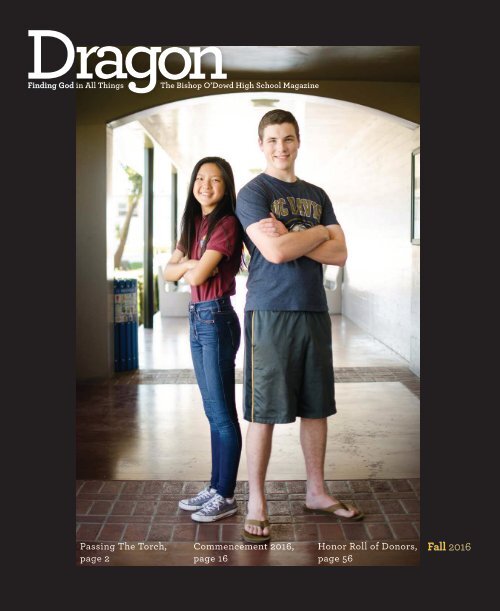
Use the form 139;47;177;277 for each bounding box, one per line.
236;173;339;311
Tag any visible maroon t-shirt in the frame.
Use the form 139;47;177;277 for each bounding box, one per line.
177;214;241;303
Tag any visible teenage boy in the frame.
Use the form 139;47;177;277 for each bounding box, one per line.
236;109;363;543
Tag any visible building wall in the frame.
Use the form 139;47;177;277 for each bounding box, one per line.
76;124;113;379
320;119;420;365
410;243;420;375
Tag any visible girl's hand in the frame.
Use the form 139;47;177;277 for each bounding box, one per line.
181;257;198;270
182;250;224;286
164;248;196;282
258;213;288;237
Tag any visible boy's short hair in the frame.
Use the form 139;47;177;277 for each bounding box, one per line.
258;109;300;142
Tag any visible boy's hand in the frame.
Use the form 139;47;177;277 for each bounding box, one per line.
258;213;288;237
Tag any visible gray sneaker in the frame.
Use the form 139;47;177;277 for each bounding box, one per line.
178;485;216;511
191;493;238;522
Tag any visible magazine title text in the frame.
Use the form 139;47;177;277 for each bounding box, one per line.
28;30;227;93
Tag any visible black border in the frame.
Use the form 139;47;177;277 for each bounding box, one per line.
10;7;486;596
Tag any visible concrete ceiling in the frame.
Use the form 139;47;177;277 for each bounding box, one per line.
201;46;419;81
100;45;419;82
124;91;417;193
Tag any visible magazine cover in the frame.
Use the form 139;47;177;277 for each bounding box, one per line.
70;41;421;567
23;31;438;569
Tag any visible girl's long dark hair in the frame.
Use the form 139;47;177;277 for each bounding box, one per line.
178;156;240;257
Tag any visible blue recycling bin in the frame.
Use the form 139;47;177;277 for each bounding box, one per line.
113;279;139;372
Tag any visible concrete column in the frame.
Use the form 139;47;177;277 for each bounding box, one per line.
76;123;113;379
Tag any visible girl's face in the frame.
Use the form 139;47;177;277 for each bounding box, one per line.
193;163;225;214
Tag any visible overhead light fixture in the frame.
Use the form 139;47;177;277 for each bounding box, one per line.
251;99;280;108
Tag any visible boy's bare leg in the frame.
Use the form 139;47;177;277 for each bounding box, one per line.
244;422;274;536
300;417;360;518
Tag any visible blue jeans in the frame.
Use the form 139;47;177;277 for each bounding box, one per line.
189;296;242;498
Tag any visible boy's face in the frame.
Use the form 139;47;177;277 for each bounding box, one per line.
259;122;300;177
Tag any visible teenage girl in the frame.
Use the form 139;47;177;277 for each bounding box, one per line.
164;157;243;522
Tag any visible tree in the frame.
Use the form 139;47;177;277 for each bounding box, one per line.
114;165;142;270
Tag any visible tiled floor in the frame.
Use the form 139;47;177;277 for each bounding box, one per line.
76;376;420;481
137;308;411;371
77;309;420;566
95;366;420;399
76;478;420;566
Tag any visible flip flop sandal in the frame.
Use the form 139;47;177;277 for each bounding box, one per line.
304;501;364;521
242;519;271;543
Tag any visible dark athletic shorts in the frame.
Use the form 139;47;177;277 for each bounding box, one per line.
243;310;336;424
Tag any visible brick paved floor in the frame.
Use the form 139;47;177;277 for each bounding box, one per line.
76;478;420;543
76;365;420;565
81;367;420;399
